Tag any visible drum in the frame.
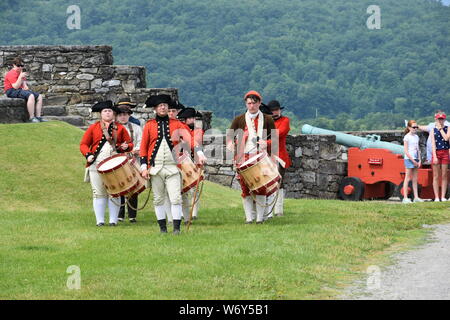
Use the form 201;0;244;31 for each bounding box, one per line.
96;154;146;198
178;153;204;193
237;153;281;196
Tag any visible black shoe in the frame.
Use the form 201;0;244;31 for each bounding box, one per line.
96;223;105;227
36;117;48;122
129;218;136;223
157;219;168;233
109;223;117;226
173;219;181;235
192;216;198;220
118;218;124;222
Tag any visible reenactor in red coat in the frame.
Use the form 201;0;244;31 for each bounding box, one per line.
140;95;204;234
80;101;133;226
162;100;186;225
267;100;291;216
177;107;206;222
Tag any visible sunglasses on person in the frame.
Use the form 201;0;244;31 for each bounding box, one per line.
16;64;24;67
411;126;419;129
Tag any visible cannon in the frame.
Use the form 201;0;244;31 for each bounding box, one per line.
301;124;446;201
301;124;404;155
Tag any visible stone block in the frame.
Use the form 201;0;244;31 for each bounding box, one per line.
207;174;233;187
122;80;137;93
316;173;329;191
43;115;84;126
300;171;315;183
79;68;98;74
50;85;79;93
0;97;27;123
302;159;319;170
79;81;90;90
319;143;339;161
69;94;83;105
43;105;66;116
318;160;348;175
56;56;67;63
76;73;95;81
91;79;103;89
45;95;68;105
42;64;53;72
102;80;121;87
217;166;235;176
113;65;142;75
95;88;110;94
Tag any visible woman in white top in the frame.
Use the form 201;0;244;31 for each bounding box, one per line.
402;120;423;203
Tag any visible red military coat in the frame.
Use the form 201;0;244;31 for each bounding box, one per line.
274;116;291;168
140;117;191;167
80;121;133;167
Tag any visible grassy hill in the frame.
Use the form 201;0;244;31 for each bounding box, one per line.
1;121;450;299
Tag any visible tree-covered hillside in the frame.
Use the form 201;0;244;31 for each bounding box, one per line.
1;0;449;131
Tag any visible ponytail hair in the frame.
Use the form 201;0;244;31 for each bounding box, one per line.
404;120;416;135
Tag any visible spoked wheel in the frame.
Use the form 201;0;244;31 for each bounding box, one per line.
397;181;422;201
339;177;365;201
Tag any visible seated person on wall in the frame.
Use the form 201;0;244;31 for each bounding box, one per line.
3;57;46;123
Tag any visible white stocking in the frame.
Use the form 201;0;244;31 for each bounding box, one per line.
255;195;266;223
242;196;254;223
93;197;107;224
171;204;183;220
155;205;166;220
108;197;120;224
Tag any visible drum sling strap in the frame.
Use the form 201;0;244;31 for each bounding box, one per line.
91;122;118;163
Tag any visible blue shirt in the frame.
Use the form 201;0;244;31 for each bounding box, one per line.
434;126;449;150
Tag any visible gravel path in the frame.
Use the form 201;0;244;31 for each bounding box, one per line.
342;224;450;300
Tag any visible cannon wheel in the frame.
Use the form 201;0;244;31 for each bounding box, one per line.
339;177;365;201
397;181;422;201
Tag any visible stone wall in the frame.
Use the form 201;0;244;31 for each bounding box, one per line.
0;45;190;127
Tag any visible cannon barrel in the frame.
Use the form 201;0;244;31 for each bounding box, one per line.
301;124;404;155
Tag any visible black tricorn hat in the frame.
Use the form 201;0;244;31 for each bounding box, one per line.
144;94;172;108
117;105;133;115
259;103;273;115
169;100;186;110
116;97;137;108
91;100;119;113
267;100;284;110
177;107;198;119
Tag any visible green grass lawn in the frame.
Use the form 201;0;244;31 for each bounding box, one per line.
1;121;450;299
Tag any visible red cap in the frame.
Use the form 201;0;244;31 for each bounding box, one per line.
435;113;447;119
244;90;262;101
